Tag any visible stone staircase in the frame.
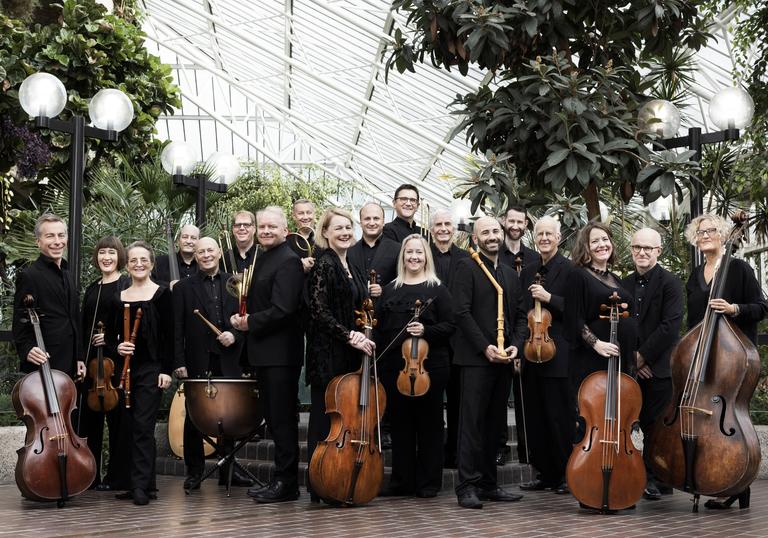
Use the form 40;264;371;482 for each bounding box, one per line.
155;409;532;492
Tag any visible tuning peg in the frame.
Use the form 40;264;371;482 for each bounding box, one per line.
600;304;609;311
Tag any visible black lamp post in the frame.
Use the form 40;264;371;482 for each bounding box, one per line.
19;73;134;292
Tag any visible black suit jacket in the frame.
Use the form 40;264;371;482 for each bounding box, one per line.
520;252;575;378
152;252;197;286
382;216;424;243
499;243;538;273
242;241;305;367
13;255;79;375
347;236;401;286
450;255;527;366
173;271;244;377
431;244;470;290
621;264;683;378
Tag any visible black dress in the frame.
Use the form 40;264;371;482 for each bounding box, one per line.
686;258;768;345
110;286;174;494
304;249;367;486
79;277;130;489
564;267;637;390
374;281;454;495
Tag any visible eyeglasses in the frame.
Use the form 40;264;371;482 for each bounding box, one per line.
233;223;253;229
395;196;419;204
695;227;718;237
630;245;659;254
128;257;151;266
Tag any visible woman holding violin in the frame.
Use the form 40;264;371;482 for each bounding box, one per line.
110;241;174;505
305;208;376;503
375;234;454;497
684;213;767;510
78;236;130;491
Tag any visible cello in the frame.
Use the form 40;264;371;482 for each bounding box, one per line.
12;295;97;506
647;213;760;512
396;299;430;397
86;321;119;413
523;273;556;363
308;297;386;506
566;292;645;512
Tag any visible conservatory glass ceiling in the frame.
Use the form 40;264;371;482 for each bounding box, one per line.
139;0;747;209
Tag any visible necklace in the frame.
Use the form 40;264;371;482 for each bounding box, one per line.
588;265;609;277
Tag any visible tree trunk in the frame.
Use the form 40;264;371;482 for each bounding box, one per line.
583;181;601;221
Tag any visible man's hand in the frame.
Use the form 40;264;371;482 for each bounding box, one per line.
301;257;315;274
484;345;511;364
117;341;135;357
230;314;249;331
405;322;424;337
75;361;87;381
637;365;653;379
91;332;105;347
368;283;382;298
26;346;48;366
593;340;619;359
528;283;551;304
217;331;235;347
158;373;172;390
174;366;188;379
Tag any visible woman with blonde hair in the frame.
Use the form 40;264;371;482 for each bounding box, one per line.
375;234;454;497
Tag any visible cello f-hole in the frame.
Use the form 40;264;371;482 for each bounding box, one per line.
34;426;49;455
713;395;736;437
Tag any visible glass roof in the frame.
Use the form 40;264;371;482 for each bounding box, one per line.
139;0;747;211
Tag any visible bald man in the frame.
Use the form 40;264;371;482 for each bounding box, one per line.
451;216;527;509
172;237;251;490
621;227;683;500
153;223;200;286
347;202;401;292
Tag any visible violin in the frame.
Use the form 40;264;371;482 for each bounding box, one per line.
523;274;556;363
308;297;386;505
119;304;143;409
648;211;760;511
12;295;96;506
566;292;645;512
86;321;119;413
396;299;430;397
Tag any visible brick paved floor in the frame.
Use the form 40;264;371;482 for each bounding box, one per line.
1;476;767;537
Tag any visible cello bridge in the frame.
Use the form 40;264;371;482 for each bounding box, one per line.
680;405;713;416
48;433;68;441
350;440;369;446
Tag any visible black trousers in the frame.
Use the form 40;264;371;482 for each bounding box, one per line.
522;373;575;484
382;367;449;494
638;376;672;477
444;363;461;463
456;364;509;494
76;381;128;489
307;384;330;493
496;367;528;461
117;362;161;492
256;365;301;487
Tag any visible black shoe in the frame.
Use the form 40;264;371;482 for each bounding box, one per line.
457;489;483;509
94;483;112;492
554;482;569;495
381;431;392;450
247;483;269;498
184;475;202;490
519;479;555;491
252;481;300;503
658;484;673;495
132;488;149;506
643;480;662;500
477;487;523;502
704;487;750;510
495;445;511;466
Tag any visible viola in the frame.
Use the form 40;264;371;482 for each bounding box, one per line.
523;273;556;363
566;292;645;512
119;304;143;409
86;321;119;413
647;211;760;512
308;298;386;505
12;295;96;506
396;299;430;397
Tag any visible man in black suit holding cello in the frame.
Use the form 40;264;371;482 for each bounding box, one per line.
231;206;305;503
621;227;683;500
13;213;84;379
173;236;252;490
451;216;527;509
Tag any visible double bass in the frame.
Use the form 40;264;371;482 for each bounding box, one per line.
648;213;760;512
523;274;556;363
396;299;430;397
566;292;645;512
12;295;96;506
308;298;386;506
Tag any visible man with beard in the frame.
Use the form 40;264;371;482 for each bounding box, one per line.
347;202;400;295
518;216;575;495
231;207;304;503
289;199;317;274
173;237;253;490
429;208;469;468
382;184;424;243
153;223;199;287
496;206;537;465
451;216;527;509
222;210;258;274
621;227;682;500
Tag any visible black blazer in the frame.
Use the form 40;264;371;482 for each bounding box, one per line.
242;241;305;368
450;255;527;367
621;265;683;379
173;271;244;377
431;244;470;290
520;252;575;378
347;236;401;286
152;252;197;286
12;255;79;375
